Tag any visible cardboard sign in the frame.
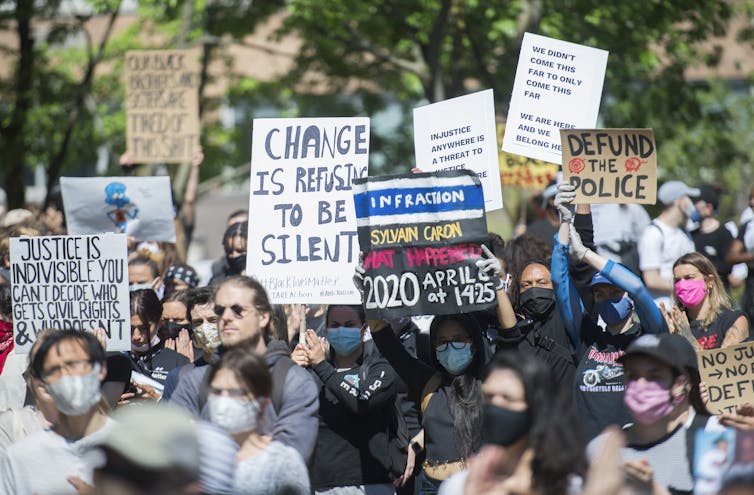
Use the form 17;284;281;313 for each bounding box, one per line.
125;49;200;163
498;124;559;188
502;33;608;164
9;234;131;353
352;170;494;319
61;176;176;242
698;342;754;414
560;129;657;204
413;89;503;211
247;117;369;304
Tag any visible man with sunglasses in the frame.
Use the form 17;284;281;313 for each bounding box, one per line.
0;330;112;495
168;275;319;462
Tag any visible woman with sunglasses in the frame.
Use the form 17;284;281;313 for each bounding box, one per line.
292;304;399;494
207;345;310;494
369;312;488;495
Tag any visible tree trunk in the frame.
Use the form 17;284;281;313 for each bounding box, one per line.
3;0;35;209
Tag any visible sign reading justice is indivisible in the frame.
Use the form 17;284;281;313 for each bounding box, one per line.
560;128;657;204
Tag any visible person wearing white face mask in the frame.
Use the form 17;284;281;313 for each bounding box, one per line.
207;345;310;495
638;181;700;307
291;304;400;494
0;330;113;495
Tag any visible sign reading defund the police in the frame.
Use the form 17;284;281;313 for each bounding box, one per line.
10;234;130;353
247;117;369;304
352;170;495;319
560;129;657;204
698;342;754;415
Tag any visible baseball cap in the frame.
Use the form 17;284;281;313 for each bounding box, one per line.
2;208;33;227
617;333;697;375
698;184;719;210
100;403;199;472
657;181;701;206
590;271;613;287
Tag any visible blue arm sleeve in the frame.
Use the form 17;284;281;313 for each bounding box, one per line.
601;260;665;334
551;235;584;348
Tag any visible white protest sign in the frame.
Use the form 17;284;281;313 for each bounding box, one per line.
413;89;502;211
247;117;369;304
10;234;130;353
502;33;608;164
60;176;176;242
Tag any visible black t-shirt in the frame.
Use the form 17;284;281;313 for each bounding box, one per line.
497;311;576;390
692;226;733;279
690;308;746;350
104;352;132;383
573;320;640;440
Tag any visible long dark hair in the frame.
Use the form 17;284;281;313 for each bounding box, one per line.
324;304;378;381
130;289;162;366
484;351;586;495
509;259;551;312
429;314;485;460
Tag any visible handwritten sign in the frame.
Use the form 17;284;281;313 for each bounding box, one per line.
60;176;176;242
560;129;657;204
502;33;608;164
125;49;200;163
352;170;494;319
10;234;130;353
498;124;559;188
247;117;368;304
698;342;754;414
413;89;502;210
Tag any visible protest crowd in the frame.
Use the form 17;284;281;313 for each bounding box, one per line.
4;35;754;495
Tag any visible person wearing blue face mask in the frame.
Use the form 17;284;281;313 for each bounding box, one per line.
291;304;400;494
368;314;488;495
551;183;667;440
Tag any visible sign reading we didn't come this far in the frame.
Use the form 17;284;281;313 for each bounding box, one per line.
560;128;657;204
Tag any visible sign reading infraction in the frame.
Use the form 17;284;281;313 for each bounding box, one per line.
125;49;200;163
10;234;131;353
698;342;754;414
352;170;495;319
560;129;657;204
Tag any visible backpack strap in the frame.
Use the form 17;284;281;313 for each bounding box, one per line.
270;355;295;414
420;373;443;415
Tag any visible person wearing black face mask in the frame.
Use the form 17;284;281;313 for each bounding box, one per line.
209;221;248;286
438;351;586;495
494;259;577;390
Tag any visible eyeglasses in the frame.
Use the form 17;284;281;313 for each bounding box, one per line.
213;304;255;319
436;339;471;352
42;359;93;381
209;386;250;398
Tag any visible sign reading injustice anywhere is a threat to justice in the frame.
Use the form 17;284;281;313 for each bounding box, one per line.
247;117;369;305
125;49;200;163
352;170;495;319
560;128;657;204
9;234;131;353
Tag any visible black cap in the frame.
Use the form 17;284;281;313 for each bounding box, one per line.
617;334;697;375
698;184;719;210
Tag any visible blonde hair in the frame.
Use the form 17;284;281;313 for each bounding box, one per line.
673;252;730;327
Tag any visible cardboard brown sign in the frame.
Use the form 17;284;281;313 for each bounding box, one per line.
560;129;657;204
125;49;200;164
697;342;754;414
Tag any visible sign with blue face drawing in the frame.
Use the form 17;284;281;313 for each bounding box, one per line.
60;176;176;242
352;170;495;319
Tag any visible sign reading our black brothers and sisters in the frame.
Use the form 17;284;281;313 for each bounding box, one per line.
247;117;368;304
560;129;657;204
352;170;495;319
10;233;130;353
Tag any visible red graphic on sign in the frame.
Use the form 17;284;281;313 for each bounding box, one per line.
624;157;646;172
568;158;586;174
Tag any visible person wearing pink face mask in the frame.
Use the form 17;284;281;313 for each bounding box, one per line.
664;252;749;350
589;333;713;495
